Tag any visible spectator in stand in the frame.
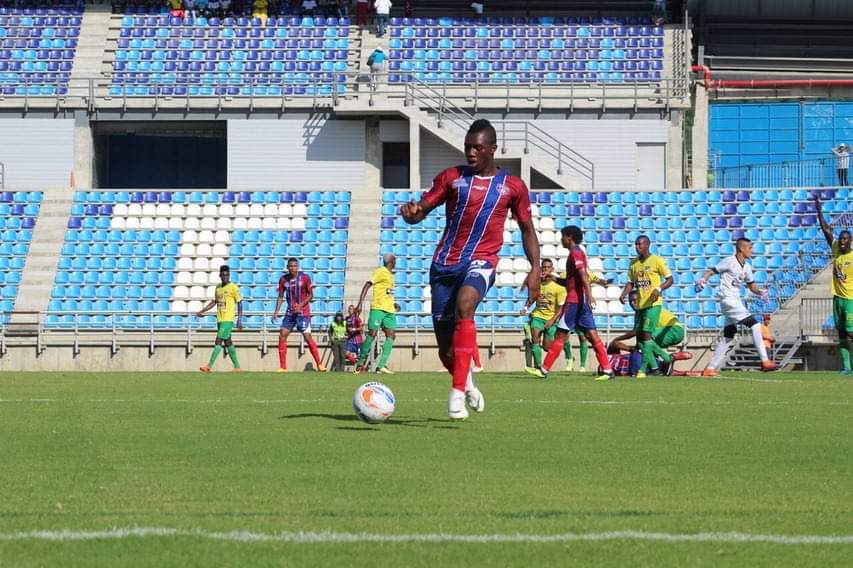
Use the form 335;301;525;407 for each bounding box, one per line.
403;0;411;17
653;0;667;26
470;1;483;18
328;312;348;371
253;0;269;20
374;0;391;36
833;143;850;186
301;0;317;15
336;0;350;18
368;46;385;74
355;0;369;25
345;304;364;364
168;0;184;16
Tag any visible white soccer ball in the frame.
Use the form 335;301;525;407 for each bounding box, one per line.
353;382;396;424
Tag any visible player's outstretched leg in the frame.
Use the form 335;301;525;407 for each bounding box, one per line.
578;336;590;371
201;342;222;373
449;319;477;420
277;331;288;373
226;341;242;372
305;334;327;372
748;321;778;371
355;332;375;373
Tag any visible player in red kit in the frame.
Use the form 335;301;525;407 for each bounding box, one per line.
271;258;327;372
525;225;614;381
400;119;540;420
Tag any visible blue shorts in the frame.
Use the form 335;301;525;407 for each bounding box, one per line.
429;259;496;328
280;314;312;333
556;302;596;332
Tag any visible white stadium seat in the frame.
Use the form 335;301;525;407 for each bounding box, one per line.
171;300;188;312
264;204;278;216
593;301;607;314
176;271;192;285
293;204;307;217
540;230;556;244
208;271;219;283
292;218;306;230
530;204;539;217
189;287;206;300
192;271;208;285
216;218;232;230
498;272;514;285
512;258;530;272
142;204;156;217
177;258;193;270
497;258;513;272
503;230;512;244
154;217;169;230
194;258;210;271
532;217;541;230
422;287;431;299
206;286;216;298
128;203;142;216
156;204;171;217
186;204;202;217
214;230;229;244
187;300;204;312
210;257;226;270
233;217;248;229
247;217;262;230
276;217;291;230
179;243;195;256
220;203;234;216
540;217;554;231
198;230;214;244
173;286;189;300
184;217;200;230
111;217;126;230
606;286;622;301
592;286;606;300
262;217;276;230
588;258;604;272
200;217;216;230
203;204;217;217
196;243;212;256
513;272;526;286
607;300;624;314
542;244;557;258
557;246;569;258
170;203;185;217
249;204;264;217
182;230;198;243
422;300;431;314
140;217;154;229
278;204;293;216
235;204;250;217
168;217;184;230
114;203;128;216
125;217;140;229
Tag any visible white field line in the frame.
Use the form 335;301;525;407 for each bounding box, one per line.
0;398;848;407
0;528;851;545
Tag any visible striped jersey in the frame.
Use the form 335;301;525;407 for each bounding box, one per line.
277;271;313;316
563;245;589;304
422;166;532;267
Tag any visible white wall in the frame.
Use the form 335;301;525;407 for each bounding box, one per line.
228;117;367;189
0;119;73;188
532;119;670;190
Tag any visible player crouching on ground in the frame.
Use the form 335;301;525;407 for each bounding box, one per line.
695;238;778;375
608;291;692;377
197;264;243;373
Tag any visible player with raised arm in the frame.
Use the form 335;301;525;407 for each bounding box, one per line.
815;195;853;374
695;238;778;375
197;265;243;373
271;258;327;373
354;253;399;374
526;225;614;381
400;119;540;421
619;235;674;377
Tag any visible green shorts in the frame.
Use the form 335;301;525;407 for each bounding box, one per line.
655;325;684;349
530;316;557;341
834;296;853;333
634;305;662;334
368;309;397;332
216;321;234;341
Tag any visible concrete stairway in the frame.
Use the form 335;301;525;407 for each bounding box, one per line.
342;187;382;306
13;197;73;322
69;4;112;94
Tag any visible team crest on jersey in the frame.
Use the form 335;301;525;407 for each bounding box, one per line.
451;177;469;190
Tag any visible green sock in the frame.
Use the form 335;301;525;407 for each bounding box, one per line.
579;340;589;367
377;337;394;368
531;344;543;368
357;334;375;366
563;342;573;361
208;345;222;367
641;340;657;372
227;345;240;369
841;338;851;370
651;342;672;363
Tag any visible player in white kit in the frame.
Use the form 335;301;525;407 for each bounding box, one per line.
694;238;779;375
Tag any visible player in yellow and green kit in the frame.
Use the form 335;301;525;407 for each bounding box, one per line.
620;235;674;376
816;195;853;374
523;259;566;369
197;264;243;373
355;253;398;374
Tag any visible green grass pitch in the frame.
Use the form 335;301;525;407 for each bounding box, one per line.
1;370;852;567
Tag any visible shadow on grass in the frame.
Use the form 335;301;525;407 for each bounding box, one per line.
281;413;460;429
497;510;662;519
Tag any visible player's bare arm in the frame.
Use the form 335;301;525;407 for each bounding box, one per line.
518;218;541;305
196;300;216;318
400;199;436;225
579;266;594;308
650;274;674;303
815;195;834;247
357;281;373;312
271;292;284;321
235;300;243;330
619;281;634;304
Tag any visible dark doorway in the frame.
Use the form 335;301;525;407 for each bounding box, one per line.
382;142;410;188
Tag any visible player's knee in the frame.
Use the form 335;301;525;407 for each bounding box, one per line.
723;324;737;339
385;329;395;339
368;329;377;337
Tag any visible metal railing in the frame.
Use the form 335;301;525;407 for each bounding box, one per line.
710;157;844;189
799;297;835;339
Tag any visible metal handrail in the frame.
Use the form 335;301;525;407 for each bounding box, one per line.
710;156;844;189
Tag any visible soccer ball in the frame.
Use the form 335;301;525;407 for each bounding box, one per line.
353;382;396;424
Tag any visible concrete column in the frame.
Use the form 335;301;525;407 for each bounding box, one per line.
365;121;382;189
408;120;421;189
666;110;684;190
73;111;94;189
691;85;709;189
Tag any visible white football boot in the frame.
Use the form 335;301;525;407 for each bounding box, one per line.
448;388;469;421
464;370;485;413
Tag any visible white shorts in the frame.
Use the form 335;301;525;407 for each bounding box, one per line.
719;296;751;327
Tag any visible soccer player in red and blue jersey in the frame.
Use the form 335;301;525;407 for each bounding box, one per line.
526;225;614;381
271;258;327;373
401;119;540;420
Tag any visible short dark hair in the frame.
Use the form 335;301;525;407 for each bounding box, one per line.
561;225;583;244
467;119;497;145
542;258;553;265
735;237;752;250
287;257;299;265
219;265;230;273
841;230;852;238
635;235;650;245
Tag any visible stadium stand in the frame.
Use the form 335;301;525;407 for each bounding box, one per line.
387;16;665;85
0;190;42;317
0;6;82;96
46;190;350;330
107;14;352;97
381;187;847;331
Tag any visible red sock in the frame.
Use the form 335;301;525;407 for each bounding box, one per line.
307;338;322;367
542;337;565;372
593;339;611;371
471;346;482;368
278;338;287;369
451;319;477;392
